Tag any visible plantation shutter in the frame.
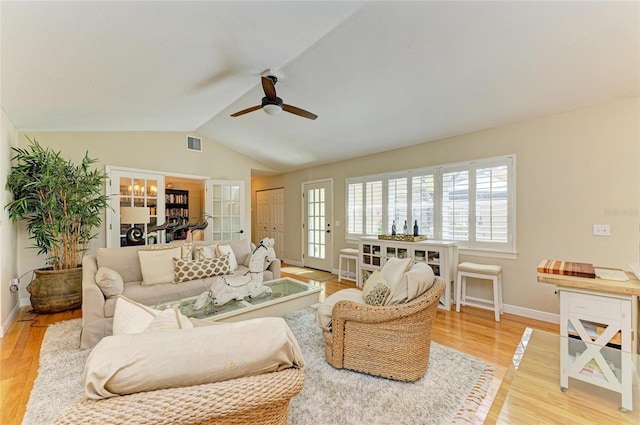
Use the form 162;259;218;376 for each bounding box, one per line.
442;168;469;241
365;179;383;236
411;172;435;238
475;160;510;248
387;176;408;234
346;181;363;236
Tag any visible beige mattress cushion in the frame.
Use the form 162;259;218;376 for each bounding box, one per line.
83;317;305;399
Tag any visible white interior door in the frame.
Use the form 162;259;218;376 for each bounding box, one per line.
257;188;285;258
205;179;245;241
302;180;333;271
108;170;165;247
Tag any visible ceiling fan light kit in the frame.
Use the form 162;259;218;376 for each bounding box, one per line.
231;75;318;120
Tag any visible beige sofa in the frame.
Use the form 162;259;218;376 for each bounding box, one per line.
80;239;281;348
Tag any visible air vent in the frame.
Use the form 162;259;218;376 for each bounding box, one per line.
186;135;202;152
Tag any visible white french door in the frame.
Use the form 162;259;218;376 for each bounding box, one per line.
205;180;246;242
302;179;333;271
256;188;285;259
108;170;165;247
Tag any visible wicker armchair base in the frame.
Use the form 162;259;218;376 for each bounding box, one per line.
54;368;304;425
323;279;445;382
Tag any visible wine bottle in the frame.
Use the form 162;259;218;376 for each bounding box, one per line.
413;220;419;236
391;220;397;236
403;220;408;236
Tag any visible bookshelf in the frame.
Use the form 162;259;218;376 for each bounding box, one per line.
165;189;188;240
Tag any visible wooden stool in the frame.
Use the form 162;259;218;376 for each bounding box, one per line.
455;262;503;321
338;248;360;286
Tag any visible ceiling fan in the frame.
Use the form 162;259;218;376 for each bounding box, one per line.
230;74;318;120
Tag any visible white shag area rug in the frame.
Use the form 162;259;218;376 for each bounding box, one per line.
23;308;494;425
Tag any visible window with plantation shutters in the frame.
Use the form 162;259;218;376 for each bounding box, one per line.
345;155;515;253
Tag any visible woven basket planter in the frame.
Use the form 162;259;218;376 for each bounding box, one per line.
27;267;82;313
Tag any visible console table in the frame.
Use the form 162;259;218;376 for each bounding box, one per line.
538;271;640;412
359;237;458;310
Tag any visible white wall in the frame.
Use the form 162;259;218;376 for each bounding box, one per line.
252;97;640;319
1;109;19;336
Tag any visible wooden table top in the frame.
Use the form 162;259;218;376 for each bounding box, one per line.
538;270;640;297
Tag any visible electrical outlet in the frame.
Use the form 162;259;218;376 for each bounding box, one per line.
9;278;19;293
593;224;610;236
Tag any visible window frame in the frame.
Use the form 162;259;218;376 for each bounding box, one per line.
345;155;516;254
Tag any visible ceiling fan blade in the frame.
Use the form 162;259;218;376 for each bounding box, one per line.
230;105;262;117
283;104;318;120
262;76;278;101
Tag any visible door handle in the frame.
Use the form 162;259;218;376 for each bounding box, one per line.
326;230;331;233
237;229;244;234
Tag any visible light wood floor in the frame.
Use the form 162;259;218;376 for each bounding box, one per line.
0;271;559;425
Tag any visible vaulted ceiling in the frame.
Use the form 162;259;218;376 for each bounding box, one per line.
2;1;638;173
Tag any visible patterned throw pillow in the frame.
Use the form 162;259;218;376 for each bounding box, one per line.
361;271;391;306
172;255;231;283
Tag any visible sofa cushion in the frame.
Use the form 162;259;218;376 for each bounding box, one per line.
95;267;124;298
386;262;435;305
361;271;390;306
315;288;365;332
96;245;144;283
172;256;231;283
83;317;305;399
138;246;182;285
121;278;212;309
216;244;238;270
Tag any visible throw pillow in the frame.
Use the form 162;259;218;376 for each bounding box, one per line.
386;262;435;305
361;271;390;306
146;305;194;332
181;241;195;260
243;252;272;271
172;256;231;283
381;256;413;294
216;244;238;270
137;246;182;285
196;244;219;260
228;239;253;266
112;296;160;335
95;267;124;298
112;296;193;335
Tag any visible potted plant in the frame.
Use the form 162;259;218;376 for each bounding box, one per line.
5;136;109;313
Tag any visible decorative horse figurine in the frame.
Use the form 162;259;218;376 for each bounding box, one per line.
193;238;276;309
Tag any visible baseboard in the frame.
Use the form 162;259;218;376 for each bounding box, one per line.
456;299;559;324
282;259;303;267
0;301;21;338
503;303;559;324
